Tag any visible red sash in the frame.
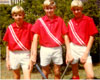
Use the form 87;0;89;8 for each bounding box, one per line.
9;25;28;50
68;20;85;45
39;18;62;46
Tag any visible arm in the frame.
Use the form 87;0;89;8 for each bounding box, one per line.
28;34;39;71
80;36;94;64
64;35;73;64
6;46;9;60
31;34;39;64
6;46;10;70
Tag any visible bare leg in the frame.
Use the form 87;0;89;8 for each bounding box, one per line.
54;64;61;79
12;69;20;79
83;62;94;79
22;68;31;79
71;63;79;78
42;65;50;79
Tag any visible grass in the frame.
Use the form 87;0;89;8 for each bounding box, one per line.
0;60;100;79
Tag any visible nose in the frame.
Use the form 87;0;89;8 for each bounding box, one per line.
17;15;20;18
75;10;78;13
47;9;51;12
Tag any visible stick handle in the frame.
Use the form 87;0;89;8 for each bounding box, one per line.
61;63;70;79
35;64;47;79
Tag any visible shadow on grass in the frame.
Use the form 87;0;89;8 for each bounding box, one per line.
94;77;100;79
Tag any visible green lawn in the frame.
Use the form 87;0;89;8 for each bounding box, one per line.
0;60;100;79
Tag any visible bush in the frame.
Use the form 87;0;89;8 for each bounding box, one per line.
0;0;99;64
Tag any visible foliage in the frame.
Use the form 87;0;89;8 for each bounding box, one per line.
0;0;99;64
83;0;100;26
21;0;44;23
0;4;13;59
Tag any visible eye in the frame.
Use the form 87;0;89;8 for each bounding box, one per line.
19;14;22;16
45;7;54;10
77;9;80;11
45;7;49;10
50;7;53;10
14;14;17;17
73;9;81;12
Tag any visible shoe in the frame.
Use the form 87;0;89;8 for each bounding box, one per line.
72;75;80;79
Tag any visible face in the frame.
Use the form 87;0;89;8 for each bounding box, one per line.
72;7;83;19
12;12;24;24
44;6;55;18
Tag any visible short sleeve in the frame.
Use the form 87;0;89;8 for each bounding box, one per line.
88;18;98;36
31;20;40;35
61;19;68;35
29;24;34;41
3;27;9;42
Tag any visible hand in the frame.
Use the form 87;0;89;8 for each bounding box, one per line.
6;60;11;70
31;56;37;65
80;53;88;64
28;59;34;72
66;53;74;64
28;57;36;71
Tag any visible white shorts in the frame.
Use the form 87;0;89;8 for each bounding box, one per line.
40;46;63;66
70;43;92;64
9;50;30;70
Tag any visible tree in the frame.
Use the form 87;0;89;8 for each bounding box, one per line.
83;0;99;26
0;0;99;63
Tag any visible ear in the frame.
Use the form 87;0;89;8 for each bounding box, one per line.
22;13;25;17
12;14;14;19
23;12;25;15
54;6;56;9
71;7;73;12
81;7;83;11
43;7;45;11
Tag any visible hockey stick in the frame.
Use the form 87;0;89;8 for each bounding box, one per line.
61;63;70;79
35;64;47;79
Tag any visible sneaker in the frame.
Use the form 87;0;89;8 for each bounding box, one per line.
72;75;80;79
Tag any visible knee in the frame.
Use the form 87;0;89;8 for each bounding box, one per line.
54;68;60;76
87;73;94;79
14;75;20;79
42;69;49;78
42;66;50;78
44;70;49;75
13;72;20;79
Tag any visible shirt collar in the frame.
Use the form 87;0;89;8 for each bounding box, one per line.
73;14;85;21
44;15;58;22
12;21;25;28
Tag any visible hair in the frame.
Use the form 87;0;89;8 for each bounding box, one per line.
11;5;24;15
43;0;56;8
71;0;83;9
